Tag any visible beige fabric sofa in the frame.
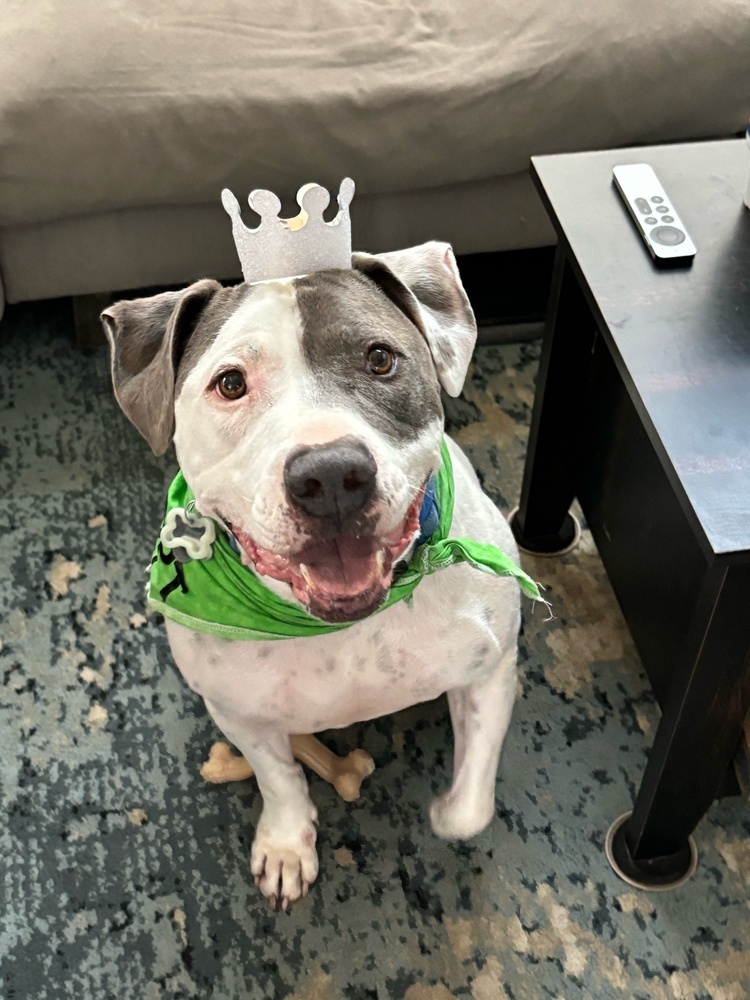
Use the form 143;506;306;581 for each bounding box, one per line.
1;0;748;316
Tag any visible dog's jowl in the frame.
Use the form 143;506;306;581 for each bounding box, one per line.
103;239;540;910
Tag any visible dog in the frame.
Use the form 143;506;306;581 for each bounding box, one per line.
102;241;525;910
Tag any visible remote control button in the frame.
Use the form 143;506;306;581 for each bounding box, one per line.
651;196;664;204
635;197;651;215
661;215;674;223
656;205;669;213
651;225;686;246
644;216;658;225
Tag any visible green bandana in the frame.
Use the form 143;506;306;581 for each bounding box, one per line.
148;440;546;640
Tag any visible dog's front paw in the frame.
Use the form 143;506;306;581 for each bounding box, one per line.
251;810;319;910
429;790;494;840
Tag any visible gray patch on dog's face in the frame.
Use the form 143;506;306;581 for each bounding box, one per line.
175;283;254;397
294;269;443;441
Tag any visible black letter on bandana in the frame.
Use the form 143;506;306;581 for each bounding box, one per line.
157;543;190;602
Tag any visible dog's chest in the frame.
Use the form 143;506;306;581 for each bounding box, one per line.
167;572;502;732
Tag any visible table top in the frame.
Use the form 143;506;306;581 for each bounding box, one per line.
532;139;750;560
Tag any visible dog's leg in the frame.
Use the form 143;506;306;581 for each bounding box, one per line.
430;646;517;839
205;701;319;909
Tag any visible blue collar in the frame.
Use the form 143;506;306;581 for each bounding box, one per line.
416;475;439;546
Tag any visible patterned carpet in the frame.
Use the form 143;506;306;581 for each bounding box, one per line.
1;298;748;1000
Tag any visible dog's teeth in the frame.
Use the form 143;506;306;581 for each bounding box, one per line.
375;550;385;574
299;563;315;590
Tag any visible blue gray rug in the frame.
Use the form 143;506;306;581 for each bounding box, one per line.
1;299;748;1000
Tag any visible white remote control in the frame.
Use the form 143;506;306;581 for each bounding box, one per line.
612;163;696;264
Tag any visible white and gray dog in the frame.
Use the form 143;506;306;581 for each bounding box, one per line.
103;242;525;909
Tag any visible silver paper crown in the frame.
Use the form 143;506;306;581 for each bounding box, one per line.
221;178;355;284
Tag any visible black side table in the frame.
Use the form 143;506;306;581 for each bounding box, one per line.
511;139;750;889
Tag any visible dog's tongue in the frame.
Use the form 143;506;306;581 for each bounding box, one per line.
296;537;383;597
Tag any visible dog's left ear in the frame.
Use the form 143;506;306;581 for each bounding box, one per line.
353;241;477;396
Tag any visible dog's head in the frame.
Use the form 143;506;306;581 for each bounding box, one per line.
103;242;476;623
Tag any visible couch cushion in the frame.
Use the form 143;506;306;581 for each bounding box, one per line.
1;0;748;226
0;171;557;304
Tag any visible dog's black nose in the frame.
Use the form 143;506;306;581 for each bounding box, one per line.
284;438;377;525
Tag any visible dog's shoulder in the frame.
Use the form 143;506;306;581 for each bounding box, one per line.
444;434;520;564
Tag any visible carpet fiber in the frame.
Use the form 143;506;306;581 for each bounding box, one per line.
1;299;748;1000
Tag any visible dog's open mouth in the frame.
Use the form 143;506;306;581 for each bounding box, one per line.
224;498;422;623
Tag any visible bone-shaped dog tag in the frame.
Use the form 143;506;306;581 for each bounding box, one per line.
160;507;216;562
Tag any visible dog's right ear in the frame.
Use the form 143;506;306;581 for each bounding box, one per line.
101;279;221;455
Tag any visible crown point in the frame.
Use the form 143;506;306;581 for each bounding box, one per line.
338;178;355;210
298;183;330;217
248;189;282;222
221;188;240;216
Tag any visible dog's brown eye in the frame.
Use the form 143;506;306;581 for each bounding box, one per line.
367;346;396;376
217;370;246;400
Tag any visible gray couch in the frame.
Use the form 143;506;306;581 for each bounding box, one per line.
1;0;748;316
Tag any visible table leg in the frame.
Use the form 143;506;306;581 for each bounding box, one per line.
509;244;597;554
608;561;750;888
